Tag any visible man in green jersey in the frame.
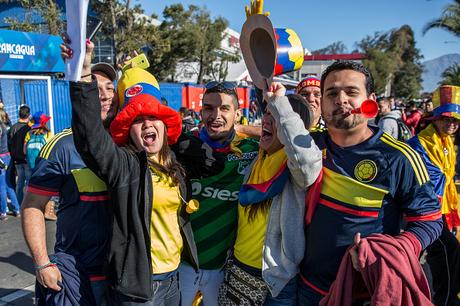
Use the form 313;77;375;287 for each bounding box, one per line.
179;82;259;306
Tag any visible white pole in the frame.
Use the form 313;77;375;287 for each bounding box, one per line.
45;76;55;135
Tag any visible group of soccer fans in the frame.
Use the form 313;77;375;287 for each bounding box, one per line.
16;22;460;306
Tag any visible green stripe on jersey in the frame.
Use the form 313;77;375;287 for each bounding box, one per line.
188;137;258;269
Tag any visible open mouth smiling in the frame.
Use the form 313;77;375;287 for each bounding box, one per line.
143;131;157;145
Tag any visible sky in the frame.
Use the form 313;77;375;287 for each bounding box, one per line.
140;0;460;62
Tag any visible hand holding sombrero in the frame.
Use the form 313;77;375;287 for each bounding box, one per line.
241;0;304;90
245;0;270;18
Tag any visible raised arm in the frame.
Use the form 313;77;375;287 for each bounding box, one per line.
266;84;322;189
70;81;136;187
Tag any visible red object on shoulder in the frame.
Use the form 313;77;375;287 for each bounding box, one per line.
305;168;323;225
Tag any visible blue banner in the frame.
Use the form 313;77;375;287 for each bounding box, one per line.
0;29;65;73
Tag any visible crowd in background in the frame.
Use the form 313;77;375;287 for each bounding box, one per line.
1;69;459;306
0;20;458;306
0;102;54;221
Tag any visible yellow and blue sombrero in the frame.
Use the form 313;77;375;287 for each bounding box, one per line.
432;85;460;120
240;9;303;89
110;67;182;146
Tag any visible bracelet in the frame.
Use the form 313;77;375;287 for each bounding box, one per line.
35;261;56;271
81;73;92;78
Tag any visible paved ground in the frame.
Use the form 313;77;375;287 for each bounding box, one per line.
0;214;56;306
0;212;435;306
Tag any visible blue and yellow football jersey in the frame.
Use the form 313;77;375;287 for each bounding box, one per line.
300;126;442;294
27;129;111;275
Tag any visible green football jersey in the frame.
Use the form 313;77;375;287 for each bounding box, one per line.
188;137;259;269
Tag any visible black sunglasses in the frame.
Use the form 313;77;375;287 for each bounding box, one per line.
204;81;237;90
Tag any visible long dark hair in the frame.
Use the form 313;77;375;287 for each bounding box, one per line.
0;110;11;126
246;200;272;223
149;128;185;186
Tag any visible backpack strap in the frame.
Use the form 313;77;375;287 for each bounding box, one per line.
380;116;397;122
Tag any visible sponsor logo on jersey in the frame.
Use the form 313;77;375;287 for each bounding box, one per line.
191;182;239;201
237;160;251;175
227;151;258;162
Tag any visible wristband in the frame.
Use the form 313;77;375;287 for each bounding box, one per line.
35;261;56;271
81;73;92;78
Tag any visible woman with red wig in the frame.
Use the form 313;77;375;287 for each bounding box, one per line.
70;61;222;305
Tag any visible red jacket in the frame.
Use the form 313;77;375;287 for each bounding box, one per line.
321;232;433;306
402;110;422;136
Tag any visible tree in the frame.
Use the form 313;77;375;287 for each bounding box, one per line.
362;48;396;95
423;0;460;37
390;26;424;99
153;4;232;83
356;32;395;95
209;51;241;82
92;0;163;67
312;41;348;55
440;64;460;85
151;4;201;81
193;10;228;83
2;0;63;35
393;61;423;99
355;32;390;52
355;25;423;98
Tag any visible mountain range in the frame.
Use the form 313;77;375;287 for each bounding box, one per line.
422;53;460;92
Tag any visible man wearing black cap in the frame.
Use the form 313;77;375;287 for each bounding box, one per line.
21;54;118;306
91;62;118;128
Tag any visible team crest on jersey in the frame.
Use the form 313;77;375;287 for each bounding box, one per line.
354;160;377;183
237;160;251;175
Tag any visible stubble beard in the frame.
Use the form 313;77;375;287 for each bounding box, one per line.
326;114;366;130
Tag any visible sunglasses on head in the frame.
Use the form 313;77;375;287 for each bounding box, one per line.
204;81;237;90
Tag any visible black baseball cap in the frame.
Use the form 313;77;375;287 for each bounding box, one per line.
91;62;117;82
